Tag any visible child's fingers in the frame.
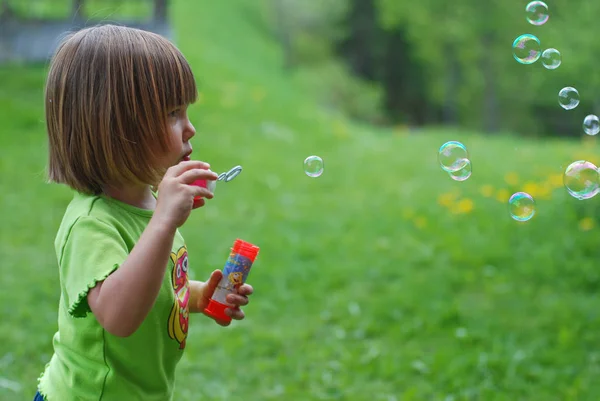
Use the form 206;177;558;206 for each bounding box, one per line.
214;318;232;327
190;185;214;200
226;307;245;321
236;284;253;296
180;168;218;184
226;294;249;306
192;197;205;209
167;160;210;177
204;269;222;295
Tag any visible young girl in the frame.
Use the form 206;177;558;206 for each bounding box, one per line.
34;24;254;401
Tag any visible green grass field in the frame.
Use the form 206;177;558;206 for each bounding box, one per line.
2;0;600;400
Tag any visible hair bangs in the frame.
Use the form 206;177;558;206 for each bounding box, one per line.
159;46;198;111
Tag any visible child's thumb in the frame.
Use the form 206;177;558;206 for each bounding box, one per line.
206;269;222;292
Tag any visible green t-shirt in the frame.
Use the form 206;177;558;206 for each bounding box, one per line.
38;192;192;400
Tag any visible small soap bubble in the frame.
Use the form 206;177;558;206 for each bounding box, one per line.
438;141;469;172
512;34;541;64
541;48;561;69
304;155;324;177
583;115;600;136
563;160;600;200
508;192;536;222
526;1;549;26
558;87;580;110
448;159;472;182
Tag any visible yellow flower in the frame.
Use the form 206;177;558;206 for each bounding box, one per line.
413;216;427;229
522;182;552;200
252;87;266;102
437;191;459;207
479;185;494;198
394;125;409;136
547;173;563;189
504;172;519;186
496;189;511;203
451;198;474;215
402;207;415;219
333;119;349;138
579;217;595;231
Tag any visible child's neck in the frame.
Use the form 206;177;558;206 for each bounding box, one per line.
103;183;157;211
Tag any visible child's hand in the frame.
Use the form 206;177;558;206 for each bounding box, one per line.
155;161;218;228
200;270;254;326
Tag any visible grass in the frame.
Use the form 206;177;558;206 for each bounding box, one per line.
2;0;600;400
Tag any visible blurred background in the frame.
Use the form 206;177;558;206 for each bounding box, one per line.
2;0;600;400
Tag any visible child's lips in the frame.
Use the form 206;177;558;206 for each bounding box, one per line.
182;155;191;162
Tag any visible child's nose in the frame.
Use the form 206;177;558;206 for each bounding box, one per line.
184;120;196;140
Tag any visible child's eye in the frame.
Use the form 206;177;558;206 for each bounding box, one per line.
168;109;180;118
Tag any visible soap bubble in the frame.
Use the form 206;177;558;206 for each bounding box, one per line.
512;34;541;64
541;48;561;69
448;159;472;182
508;192;536;222
438;141;469;172
563;160;600;200
304;155;324;177
558;87;580;110
583;115;600;136
526;1;549;26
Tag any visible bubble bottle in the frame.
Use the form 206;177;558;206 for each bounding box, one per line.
204;239;260;323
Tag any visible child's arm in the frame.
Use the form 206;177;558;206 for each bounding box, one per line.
87;161;217;337
188;273;253;324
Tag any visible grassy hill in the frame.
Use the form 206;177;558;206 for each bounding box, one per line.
2;0;600;400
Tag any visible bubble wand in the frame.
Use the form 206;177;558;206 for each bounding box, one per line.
192;165;243;202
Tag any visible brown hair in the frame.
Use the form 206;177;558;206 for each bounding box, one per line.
45;24;198;194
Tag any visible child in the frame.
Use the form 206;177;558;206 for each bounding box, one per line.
35;24;254;400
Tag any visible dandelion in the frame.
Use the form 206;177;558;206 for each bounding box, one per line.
496;189;511;203
252;87;266;102
333;119;349;138
479;185;494;198
547;173;563;189
579;217;595;231
402;207;415;220
437;192;459;207
413;216;427;229
523;181;551;200
504;172;519;186
451;198;474;215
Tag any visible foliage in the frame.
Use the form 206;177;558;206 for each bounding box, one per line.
375;0;600;135
2;0;600;400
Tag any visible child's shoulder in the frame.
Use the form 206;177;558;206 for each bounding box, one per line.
55;192;128;241
56;192;152;245
61;192;118;225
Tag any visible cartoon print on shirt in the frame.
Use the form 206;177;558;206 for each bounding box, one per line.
167;245;190;349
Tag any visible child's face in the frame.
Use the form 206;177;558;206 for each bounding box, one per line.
161;104;196;168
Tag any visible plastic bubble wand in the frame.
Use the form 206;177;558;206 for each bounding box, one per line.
192;165;243;201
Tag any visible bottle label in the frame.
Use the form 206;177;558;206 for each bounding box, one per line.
210;252;253;304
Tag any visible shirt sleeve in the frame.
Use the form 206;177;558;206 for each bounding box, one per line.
59;216;129;318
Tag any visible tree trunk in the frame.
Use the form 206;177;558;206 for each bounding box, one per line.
337;0;378;80
154;0;167;23
272;0;294;70
442;43;459;125
481;33;499;133
1;0;12;19
72;0;84;18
